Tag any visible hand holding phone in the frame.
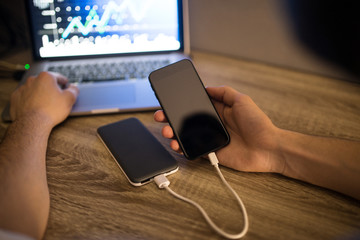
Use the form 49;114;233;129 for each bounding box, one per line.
149;59;230;159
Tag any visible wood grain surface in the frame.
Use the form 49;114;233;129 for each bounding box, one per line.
0;50;359;240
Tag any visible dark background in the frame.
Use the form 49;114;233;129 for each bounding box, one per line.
1;0;359;82
0;0;29;56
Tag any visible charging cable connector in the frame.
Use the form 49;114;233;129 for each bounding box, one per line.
154;174;170;188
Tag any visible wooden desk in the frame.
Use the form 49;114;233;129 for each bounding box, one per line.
1;51;359;240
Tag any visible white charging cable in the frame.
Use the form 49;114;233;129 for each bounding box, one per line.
154;152;249;239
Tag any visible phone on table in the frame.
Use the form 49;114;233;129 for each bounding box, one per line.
97;118;178;186
149;59;230;160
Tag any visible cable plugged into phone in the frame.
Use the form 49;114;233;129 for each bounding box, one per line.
154;174;170;188
154;152;249;239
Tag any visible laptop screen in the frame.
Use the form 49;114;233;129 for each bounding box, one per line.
27;0;183;59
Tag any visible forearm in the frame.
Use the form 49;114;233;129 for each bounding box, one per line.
0;114;53;240
275;129;360;199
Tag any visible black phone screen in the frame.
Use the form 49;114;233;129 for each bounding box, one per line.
97;118;178;186
149;59;230;159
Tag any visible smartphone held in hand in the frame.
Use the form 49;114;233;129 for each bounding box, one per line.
149;59;230;160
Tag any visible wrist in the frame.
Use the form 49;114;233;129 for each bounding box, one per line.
268;128;289;175
13;111;55;133
271;128;311;179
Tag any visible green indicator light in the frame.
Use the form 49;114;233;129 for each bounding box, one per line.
24;64;30;70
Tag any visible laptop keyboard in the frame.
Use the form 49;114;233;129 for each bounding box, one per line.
47;59;170;84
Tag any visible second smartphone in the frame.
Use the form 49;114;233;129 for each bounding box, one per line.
97;118;178;186
149;59;230;160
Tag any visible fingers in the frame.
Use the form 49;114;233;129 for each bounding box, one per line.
41;71;79;103
170;139;182;153
154;110;174;138
161;125;174;138
62;84;79;105
36;71;70;89
154;110;182;153
161;125;182;153
37;72;79;104
154;110;167;122
48;71;69;87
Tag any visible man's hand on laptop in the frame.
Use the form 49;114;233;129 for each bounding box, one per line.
10;71;79;128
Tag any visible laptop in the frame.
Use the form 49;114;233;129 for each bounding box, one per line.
2;0;190;121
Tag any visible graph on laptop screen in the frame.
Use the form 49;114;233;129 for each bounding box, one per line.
29;0;181;58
